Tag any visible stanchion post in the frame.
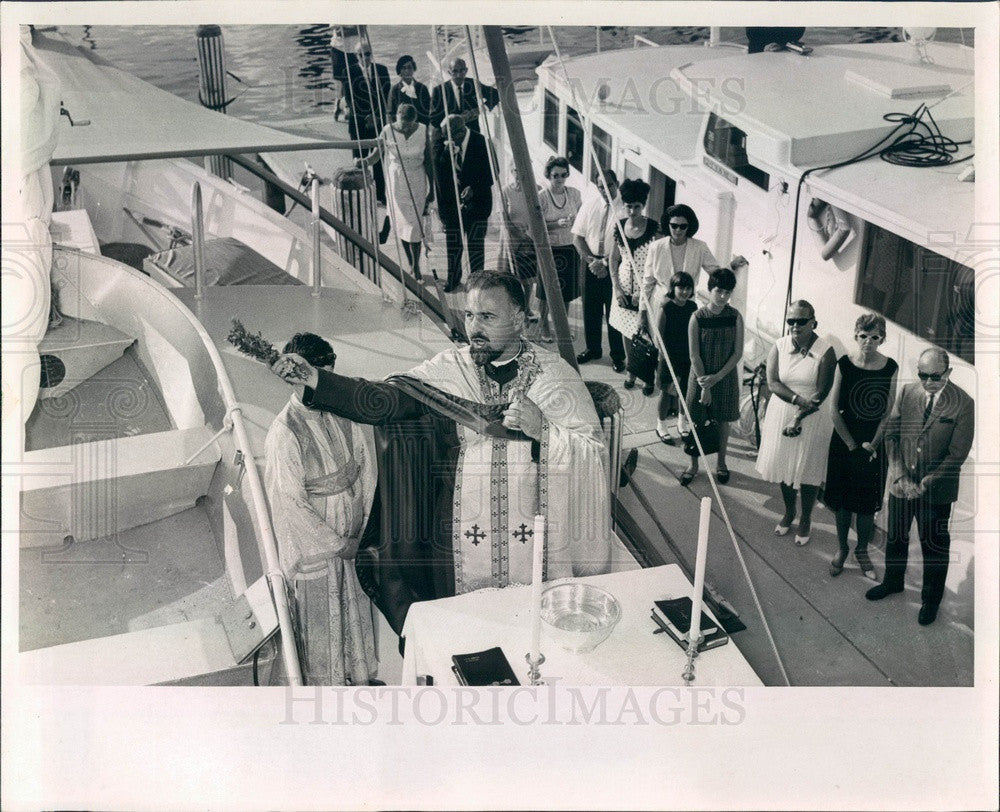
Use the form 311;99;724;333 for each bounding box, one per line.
192;182;206;299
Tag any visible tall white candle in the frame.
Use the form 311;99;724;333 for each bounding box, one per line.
530;513;545;663
690;497;711;644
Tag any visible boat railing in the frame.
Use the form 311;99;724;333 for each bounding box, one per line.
164;269;304;686
226;153;451;327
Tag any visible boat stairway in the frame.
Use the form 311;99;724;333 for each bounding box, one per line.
20;425;222;548
37;316;136;401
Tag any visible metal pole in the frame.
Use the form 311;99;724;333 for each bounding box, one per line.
191;181;206;299
310;177;322;295
482;26;578;371
196;25;232;179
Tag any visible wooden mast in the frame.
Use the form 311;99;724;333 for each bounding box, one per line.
482;26;578;372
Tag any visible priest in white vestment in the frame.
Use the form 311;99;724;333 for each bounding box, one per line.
272;272;611;635
264;333;379;685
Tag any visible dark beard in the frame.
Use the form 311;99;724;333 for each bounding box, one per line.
470;345;503;366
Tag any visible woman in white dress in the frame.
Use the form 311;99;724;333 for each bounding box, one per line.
358;103;432;279
755;300;837;546
608;179;658;394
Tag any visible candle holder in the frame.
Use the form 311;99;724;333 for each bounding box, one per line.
525;652;546;686
681;634;703;683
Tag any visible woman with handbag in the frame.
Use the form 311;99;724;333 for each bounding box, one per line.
680;268;744;486
608;179;658;394
653;271;697;443
754;300;836;546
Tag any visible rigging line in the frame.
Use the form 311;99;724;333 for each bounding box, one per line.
547;24;791;685
464;25;517;275
433;25;474;284
360;26;415;311
341;25;390;299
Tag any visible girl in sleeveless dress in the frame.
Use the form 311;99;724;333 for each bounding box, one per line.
755;300;837;546
824;313;898;579
681;268;744;485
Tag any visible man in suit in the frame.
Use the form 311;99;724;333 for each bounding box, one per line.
433;114;493;292
429;57;500;134
865;348;975;626
336;41;391;204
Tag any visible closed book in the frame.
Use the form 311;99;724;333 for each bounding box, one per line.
651;612;730;652
450;646;520;686
653;596;719;638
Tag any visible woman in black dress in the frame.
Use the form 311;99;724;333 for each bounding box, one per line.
824;313;899;579
653;271;696;443
387;55;432;125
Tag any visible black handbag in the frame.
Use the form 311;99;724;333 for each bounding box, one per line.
683;404;720;457
626;329;658;385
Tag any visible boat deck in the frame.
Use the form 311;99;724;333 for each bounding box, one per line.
19;505;225;652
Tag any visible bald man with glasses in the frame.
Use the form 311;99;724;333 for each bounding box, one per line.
865;348;974;626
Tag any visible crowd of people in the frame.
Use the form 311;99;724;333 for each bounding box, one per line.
258;39;975;684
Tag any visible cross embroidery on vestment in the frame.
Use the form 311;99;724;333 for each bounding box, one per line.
464;524;486;546
512;523;534;544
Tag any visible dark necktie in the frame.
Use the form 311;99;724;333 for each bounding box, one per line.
923;394;935;424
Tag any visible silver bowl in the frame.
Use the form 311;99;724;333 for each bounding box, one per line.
540;583;622;653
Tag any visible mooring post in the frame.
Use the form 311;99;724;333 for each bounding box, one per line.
196;25;232;180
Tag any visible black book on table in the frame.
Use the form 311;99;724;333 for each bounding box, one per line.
651;612;730;652
450;647;520;686
653;596;719;637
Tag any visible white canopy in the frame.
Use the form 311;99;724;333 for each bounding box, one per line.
32;31;361;165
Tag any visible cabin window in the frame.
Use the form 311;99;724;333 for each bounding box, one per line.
543;90;560;151
590;123;613;183
566;105;584;173
855;223;975;364
703;112;770;191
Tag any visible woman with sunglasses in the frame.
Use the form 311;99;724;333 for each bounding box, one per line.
822;313;898;579
755;300;837;546
536;156;582;341
608;179;658;393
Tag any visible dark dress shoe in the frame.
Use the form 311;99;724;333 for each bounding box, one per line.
577;351;602;364
612;359;626;373
443;283;458;293
865;583;904;601
918;603;939;626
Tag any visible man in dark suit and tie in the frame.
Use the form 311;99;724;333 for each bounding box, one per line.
433;114;493;292
335;41;391;204
865;348;974;625
429;57;500;135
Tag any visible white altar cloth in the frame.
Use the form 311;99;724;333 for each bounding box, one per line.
400;565;763;686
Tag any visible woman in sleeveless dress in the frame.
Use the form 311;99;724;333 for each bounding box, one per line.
608;179;658;394
358;103;432;279
653;271;697;443
681;268;744;485
755;300;837;546
824;313;898;579
536;155;582;341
